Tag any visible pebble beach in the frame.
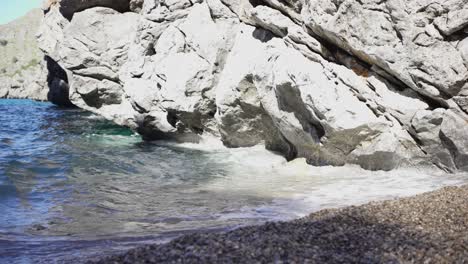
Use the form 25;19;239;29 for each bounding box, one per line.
94;185;468;263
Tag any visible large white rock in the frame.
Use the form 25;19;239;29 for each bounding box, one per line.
440;110;468;171
35;0;468;172
40;6;141;126
118;0;240;140
302;0;468;101
216;25;291;154
411;109;457;172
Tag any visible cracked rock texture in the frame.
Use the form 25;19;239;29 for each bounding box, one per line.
36;0;468;171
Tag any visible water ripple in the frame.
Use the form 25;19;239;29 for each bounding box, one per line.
1;99;467;263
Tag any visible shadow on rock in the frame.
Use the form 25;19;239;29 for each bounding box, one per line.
45;56;75;107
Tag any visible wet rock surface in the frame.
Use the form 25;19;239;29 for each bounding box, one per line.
93;185;468;263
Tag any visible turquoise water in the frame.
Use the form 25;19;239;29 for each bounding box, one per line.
2;99;325;263
1;99;467;263
0;100;280;263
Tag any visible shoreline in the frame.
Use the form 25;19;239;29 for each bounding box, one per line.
92;184;468;263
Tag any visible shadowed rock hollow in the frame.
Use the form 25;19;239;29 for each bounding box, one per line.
10;0;468;171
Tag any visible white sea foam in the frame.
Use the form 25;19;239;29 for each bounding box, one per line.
192;145;468;221
162;135;227;151
85;114;108;121
78;130;468;222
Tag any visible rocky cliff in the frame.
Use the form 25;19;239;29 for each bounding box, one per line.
36;0;468;172
0;8;73;106
0;9;48;101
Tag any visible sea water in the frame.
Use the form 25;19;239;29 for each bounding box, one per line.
0;99;467;263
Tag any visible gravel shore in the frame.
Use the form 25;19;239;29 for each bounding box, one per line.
94;185;468;263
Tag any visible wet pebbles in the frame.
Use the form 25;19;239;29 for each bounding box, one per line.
94;185;468;263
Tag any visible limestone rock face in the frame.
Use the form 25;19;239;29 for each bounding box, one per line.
0;9;48;101
302;0;468;103
37;0;468;171
0;8;74;106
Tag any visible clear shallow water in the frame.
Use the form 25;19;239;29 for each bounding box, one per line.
0;99;467;263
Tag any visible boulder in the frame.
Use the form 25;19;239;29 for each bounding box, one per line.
440;110;468;171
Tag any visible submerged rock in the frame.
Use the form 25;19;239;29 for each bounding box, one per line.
30;0;468;171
